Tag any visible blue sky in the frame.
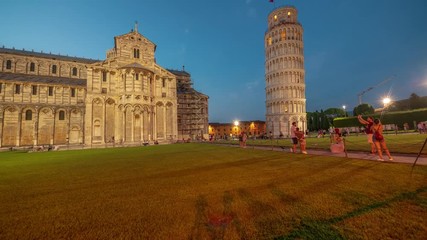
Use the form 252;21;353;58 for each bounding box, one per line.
1;0;427;123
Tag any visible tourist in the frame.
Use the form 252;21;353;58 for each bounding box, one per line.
290;122;298;153
417;122;423;134
295;127;307;154
242;131;248;148
330;128;345;153
371;118;393;161
357;115;376;154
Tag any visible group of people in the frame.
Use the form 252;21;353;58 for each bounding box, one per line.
289;116;393;161
357;115;393;161
290;122;307;154
417;122;427;134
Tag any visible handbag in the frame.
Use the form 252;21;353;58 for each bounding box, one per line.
374;126;384;141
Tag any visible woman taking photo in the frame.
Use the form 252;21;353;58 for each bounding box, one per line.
371;118;393;161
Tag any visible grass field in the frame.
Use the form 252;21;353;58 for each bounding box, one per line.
1;144;426;239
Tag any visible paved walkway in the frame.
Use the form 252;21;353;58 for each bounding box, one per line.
300;149;426;166
236;144;427;166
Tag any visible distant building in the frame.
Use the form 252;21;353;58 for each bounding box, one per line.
0;25;178;147
209;121;266;139
169;69;209;140
265;6;306;137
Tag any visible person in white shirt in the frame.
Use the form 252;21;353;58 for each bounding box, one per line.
290;122;298;153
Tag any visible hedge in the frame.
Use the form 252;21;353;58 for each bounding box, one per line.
333;108;427;129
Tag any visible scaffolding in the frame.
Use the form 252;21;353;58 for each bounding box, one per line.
170;69;209;140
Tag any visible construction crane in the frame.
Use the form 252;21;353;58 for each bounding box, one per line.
357;75;395;105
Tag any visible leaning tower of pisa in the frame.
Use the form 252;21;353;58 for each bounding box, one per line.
265;6;306;138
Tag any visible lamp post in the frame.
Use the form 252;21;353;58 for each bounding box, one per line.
234;120;239;139
383;97;391;108
342;105;347;117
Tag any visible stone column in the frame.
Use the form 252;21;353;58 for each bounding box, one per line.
51;108;56;145
16;107;22;146
33;107;39;146
122;108;126;143
163;104;167;140
114;106;120;144
131;107;135;142
84;101;93;145
151;106;156;141
0;107;3;147
140;110;144;142
67;108;71;145
81;107;85;145
102;98;106;144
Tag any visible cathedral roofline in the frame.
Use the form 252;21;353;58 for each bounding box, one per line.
0;46;99;64
113;29;157;52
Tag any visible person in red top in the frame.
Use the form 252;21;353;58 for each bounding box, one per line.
357;115;376;154
295;127;307;154
371;118;393;161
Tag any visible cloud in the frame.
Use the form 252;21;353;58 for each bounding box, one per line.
178;44;187;55
245;80;260;90
246;8;257;18
306;51;327;74
244;0;257;18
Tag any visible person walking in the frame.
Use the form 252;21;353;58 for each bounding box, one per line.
290;122;298;153
357;115;376;154
371;118;393;161
242;131;248;148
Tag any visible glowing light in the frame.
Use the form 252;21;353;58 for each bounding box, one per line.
383;97;391;105
234;120;239;126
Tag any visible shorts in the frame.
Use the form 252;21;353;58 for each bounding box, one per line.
291;137;298;145
367;134;373;143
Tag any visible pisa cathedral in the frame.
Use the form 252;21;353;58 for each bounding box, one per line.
265;6;306;137
0;26;208;148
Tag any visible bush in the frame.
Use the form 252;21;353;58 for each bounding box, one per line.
333;108;427;129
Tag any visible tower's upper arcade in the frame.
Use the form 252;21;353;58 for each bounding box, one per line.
267;6;299;30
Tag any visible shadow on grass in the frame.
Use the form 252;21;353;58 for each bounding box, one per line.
188;192;248;240
275;186;427;240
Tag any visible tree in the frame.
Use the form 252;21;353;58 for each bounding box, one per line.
320;109;330;130
307;110;332;131
409;93;426;109
353;103;374;116
324;108;346;117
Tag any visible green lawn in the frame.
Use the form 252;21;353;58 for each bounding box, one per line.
1;144;426;239
217;133;427;154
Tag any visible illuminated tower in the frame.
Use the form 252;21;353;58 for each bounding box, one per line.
265;6;306;137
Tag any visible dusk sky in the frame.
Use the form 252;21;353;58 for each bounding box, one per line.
1;0;427;123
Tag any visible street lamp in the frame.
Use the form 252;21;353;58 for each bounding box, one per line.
342;105;346;117
383;97;391;107
233;120;239;138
